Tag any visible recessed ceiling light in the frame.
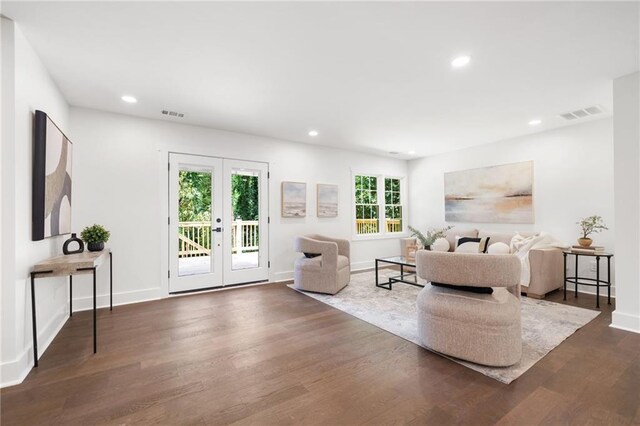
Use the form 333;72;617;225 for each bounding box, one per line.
408;150;416;155
121;95;137;103
451;55;471;68
308;130;319;137
529;119;542;126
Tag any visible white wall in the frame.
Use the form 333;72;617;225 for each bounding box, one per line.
66;107;408;308
612;71;640;333
408;118;615;294
1;22;71;387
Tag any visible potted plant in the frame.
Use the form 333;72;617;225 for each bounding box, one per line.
408;225;453;250
81;224;111;252
576;215;608;247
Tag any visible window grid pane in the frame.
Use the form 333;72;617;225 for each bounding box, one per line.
384;178;402;233
355;174;379;234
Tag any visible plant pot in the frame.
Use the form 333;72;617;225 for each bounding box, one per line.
577;237;593;247
87;242;105;252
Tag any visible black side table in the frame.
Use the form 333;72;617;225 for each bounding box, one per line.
563;250;613;309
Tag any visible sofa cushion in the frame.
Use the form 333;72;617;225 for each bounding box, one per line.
431;238;450;252
478;230;538;246
456;237;490;253
445;228;477;252
488;242;511;254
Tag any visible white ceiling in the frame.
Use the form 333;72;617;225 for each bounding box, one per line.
3;1;639;158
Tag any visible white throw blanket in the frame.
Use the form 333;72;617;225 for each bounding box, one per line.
510;232;569;285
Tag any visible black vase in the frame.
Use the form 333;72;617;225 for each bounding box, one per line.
63;233;84;255
87;242;105;252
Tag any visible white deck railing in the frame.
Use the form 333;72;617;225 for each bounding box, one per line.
178;220;259;257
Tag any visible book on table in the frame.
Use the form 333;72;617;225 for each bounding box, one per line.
571;245;605;254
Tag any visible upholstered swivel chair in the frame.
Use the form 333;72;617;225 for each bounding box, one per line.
293;235;350;295
415;251;522;367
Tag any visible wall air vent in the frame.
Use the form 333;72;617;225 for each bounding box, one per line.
161;110;185;118
559;105;604;121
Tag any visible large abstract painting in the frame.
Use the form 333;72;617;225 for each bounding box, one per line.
33;110;73;240
281;181;306;217
444;161;533;223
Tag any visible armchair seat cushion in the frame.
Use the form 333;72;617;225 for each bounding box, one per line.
295;254;349;271
337;254;349;270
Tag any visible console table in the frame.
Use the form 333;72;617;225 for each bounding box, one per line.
31;250;112;367
563;250;612;309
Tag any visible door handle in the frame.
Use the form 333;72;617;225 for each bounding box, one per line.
213;227;223;233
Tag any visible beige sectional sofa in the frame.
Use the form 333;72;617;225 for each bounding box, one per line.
444;228;564;298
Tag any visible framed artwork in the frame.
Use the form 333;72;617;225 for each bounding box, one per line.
317;184;338;217
281;181;306;217
33;110;73;240
444;161;533;224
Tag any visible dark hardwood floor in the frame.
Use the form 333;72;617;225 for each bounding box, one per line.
1;280;639;425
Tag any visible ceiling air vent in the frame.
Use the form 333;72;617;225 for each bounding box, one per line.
161;110;185;118
560;105;604;121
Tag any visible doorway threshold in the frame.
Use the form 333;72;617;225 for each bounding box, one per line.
168;279;270;296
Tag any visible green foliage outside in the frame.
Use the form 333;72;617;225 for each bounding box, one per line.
179;171;258;222
231;175;259;220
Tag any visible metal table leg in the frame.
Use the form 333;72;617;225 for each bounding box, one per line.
69;275;73;317
110;251;113;311
31;272;38;368
93;267;97;353
596;256;600;309
574;255;579;298
563;252;567;301
607;256;611;305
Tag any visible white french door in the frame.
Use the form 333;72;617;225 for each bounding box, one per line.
169;153;269;293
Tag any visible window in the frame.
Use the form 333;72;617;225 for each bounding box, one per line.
354;174;405;237
355;175;379;235
385;178;402;233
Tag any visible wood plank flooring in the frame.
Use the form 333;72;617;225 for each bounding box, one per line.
1;281;639;425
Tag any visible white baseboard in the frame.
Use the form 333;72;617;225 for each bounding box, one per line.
1;303;68;388
611;310;640;334
70;287;162;312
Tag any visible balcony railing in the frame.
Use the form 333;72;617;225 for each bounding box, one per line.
355;219;402;234
178;220;259;258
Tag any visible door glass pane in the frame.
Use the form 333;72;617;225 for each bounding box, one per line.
178;169;212;276
231;169;260;270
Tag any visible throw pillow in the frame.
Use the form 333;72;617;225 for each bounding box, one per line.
431;282;494;294
431;237;450;252
455;236;490;253
487;242;510;254
304;253;321;258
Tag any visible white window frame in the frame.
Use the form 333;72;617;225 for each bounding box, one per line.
351;171;408;241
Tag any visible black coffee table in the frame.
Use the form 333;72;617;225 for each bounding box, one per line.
375;256;422;290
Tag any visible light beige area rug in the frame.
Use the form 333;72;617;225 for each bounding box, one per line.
289;269;600;384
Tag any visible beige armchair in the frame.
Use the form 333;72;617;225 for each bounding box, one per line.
415;251;522;367
293;235;350;295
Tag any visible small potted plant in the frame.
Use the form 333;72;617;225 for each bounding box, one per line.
408;225;453;250
81;224;111;252
577;215;608;247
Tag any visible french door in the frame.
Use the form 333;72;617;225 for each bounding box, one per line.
169;154;269;293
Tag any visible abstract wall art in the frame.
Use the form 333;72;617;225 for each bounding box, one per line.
317;184;338;217
281;181;306;217
444;161;533;224
33;110;73;240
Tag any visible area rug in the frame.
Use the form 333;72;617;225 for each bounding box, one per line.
288;269;600;384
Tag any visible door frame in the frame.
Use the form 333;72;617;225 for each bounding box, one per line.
164;151;270;295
